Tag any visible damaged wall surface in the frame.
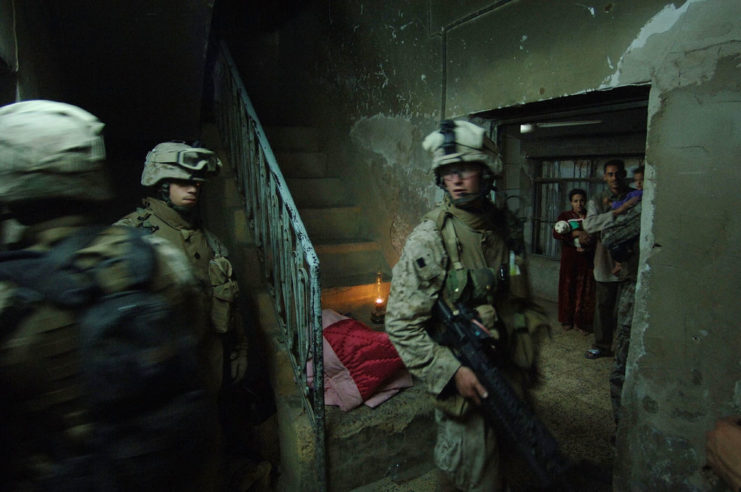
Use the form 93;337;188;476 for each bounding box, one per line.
5;0;737;488
227;0;741;488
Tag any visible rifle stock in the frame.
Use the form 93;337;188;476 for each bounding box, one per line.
433;300;572;490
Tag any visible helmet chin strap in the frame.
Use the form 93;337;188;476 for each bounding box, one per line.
158;182;172;205
448;191;487;209
159;182;200;224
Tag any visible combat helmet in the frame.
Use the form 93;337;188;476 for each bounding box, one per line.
422;119;502;192
0;100;111;203
141;141;221;187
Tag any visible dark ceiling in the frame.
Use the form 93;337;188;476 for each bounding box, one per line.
27;0;216;146
475;86;650;159
477;85;650;141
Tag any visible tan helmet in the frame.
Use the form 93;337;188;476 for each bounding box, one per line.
141;141;221;186
423;119;502;179
0;99;112;203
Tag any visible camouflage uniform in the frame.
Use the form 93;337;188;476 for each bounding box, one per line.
117;196;239;393
386;121;547;491
116;142;243;394
609;238;639;424
0;100;214;490
0;221;208;490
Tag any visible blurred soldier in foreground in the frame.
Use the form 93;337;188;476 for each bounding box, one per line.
385;120;549;491
0;100;211;490
116;141;245;394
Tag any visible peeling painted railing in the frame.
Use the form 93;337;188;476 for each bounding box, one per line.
210;41;326;490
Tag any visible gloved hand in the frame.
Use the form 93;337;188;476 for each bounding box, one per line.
230;343;248;383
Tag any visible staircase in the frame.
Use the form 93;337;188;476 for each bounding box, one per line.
258;125;435;491
266;125;392;318
220;38;435;491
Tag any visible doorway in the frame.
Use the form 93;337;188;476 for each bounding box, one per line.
472;85;650;489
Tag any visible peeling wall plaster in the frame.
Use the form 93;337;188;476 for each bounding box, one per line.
617;3;741;485
233;0;740;486
349;114;439;259
337;2;741;488
602;0;740;95
349;114;416;171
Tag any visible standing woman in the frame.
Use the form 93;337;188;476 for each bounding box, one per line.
553;188;596;333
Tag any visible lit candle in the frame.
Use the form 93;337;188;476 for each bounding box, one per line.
371;270;386;324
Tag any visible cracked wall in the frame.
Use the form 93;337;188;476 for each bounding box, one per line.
232;0;740;487
326;1;741;488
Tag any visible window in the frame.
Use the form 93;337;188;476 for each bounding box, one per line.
474;86;650;259
531;157;644;258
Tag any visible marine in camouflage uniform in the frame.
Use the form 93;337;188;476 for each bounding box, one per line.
115;142;245;394
385;120;549;491
609;236;639;425
0;100;211;490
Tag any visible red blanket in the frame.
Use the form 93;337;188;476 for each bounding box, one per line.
308;309;413;411
323;319;406;400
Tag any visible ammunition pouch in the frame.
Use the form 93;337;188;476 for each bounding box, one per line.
497;301;551;369
209;256;238;333
443;266;502;306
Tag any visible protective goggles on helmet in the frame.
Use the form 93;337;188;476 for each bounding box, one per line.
150;147;220;173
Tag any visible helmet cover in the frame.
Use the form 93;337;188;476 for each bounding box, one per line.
422;120;502;178
0;100;111;203
141;141;222;186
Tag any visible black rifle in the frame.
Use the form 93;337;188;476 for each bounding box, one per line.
433;300;573;490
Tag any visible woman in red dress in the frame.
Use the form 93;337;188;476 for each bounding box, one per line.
553;188;596;333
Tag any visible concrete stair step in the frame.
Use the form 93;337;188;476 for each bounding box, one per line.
254;256;436;491
254;290;321;491
300;206;364;242
320;281;390;328
318;279;437;491
321;281;388;309
324;383;436;491
314;241;390;290
349;464;439;492
277;151;328;178
314;240;384;256
286;178;351;208
266;126;322;152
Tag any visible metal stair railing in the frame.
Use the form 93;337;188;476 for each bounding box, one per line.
210;40;327;491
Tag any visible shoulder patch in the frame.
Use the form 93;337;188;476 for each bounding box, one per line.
396;219;448;285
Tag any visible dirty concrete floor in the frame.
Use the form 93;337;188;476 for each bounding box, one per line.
348;298;616;492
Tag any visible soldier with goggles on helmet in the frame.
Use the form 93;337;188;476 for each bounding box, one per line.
116;141;246;395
